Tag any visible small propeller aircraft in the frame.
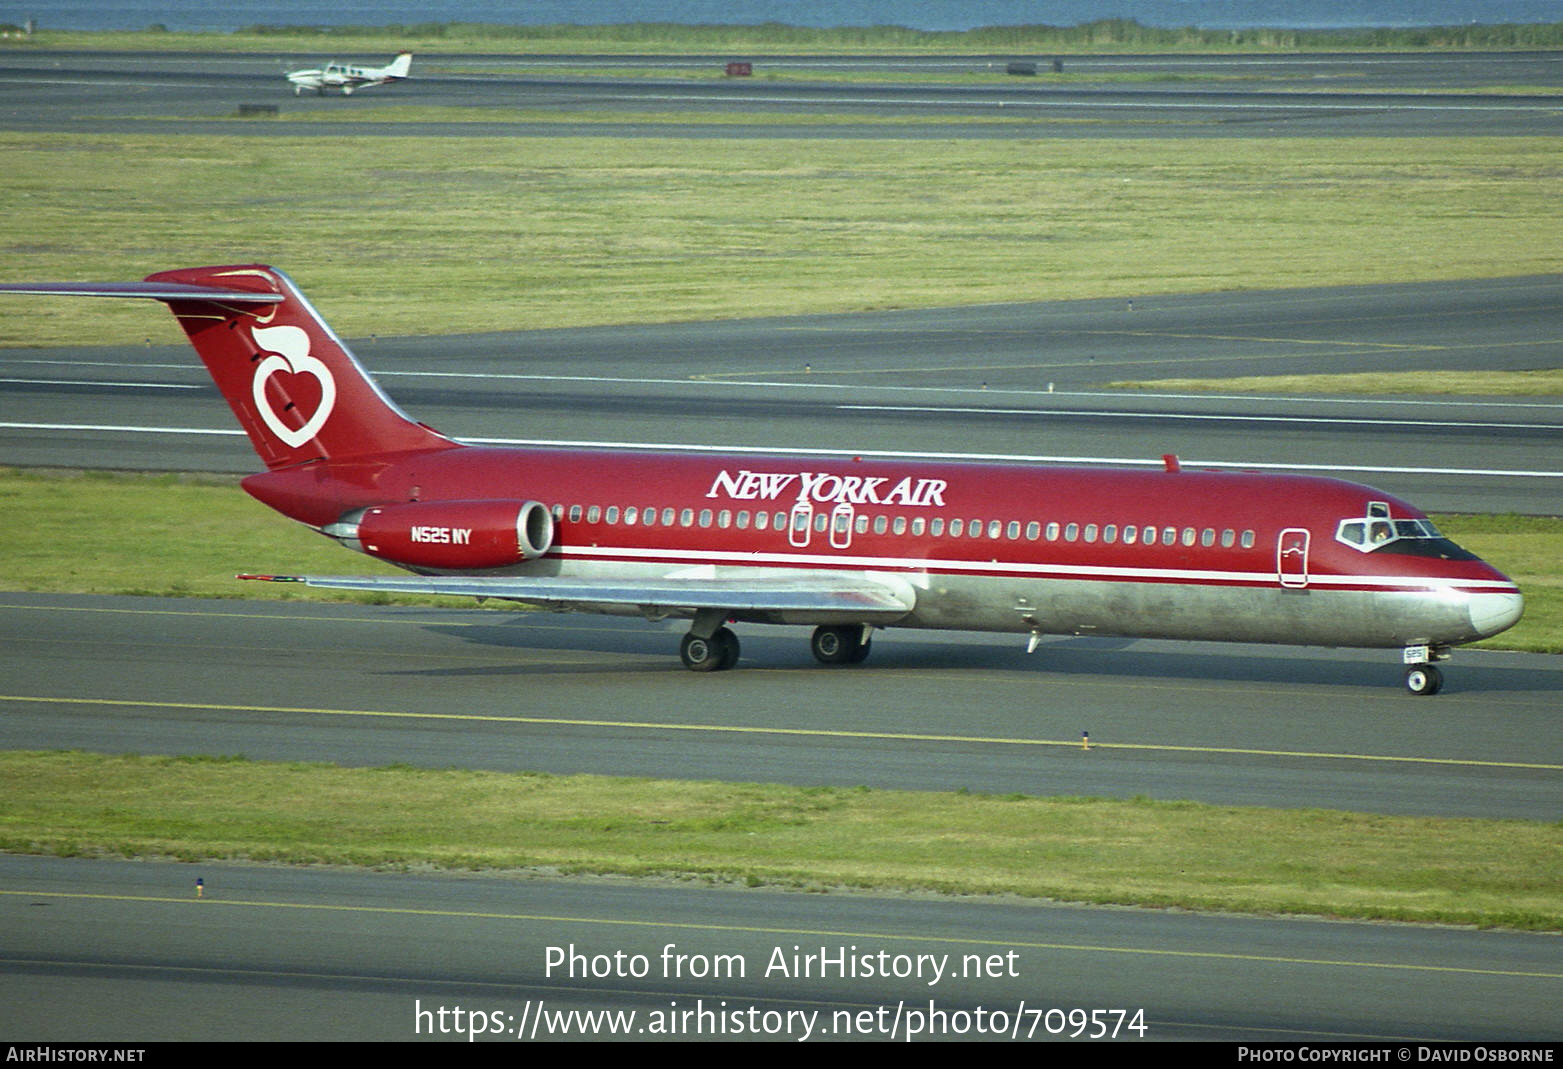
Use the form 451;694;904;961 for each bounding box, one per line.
286;52;411;96
0;266;1524;693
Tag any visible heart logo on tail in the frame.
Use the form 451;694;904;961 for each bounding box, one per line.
251;324;337;449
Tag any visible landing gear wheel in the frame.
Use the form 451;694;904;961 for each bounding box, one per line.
1405;664;1443;696
715;626;741;670
681;627;739;672
811;625;869;665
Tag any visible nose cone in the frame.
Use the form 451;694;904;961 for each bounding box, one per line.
1469;590;1524;639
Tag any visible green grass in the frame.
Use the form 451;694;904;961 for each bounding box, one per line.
3;134;1559;347
0;468;1556;650
0;469;449;604
3;751;1559;929
1112;370;1563;396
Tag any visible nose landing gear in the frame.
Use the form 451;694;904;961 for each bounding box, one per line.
1404;664;1444;696
1403;644;1451;696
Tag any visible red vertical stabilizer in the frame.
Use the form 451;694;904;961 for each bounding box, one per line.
147;265;459;470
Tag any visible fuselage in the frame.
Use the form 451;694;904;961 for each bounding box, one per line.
243;444;1524;651
0;264;1523;689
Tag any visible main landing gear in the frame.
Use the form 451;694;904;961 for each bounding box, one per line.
676;620;874;672
1403;643;1451;696
809;624;873;665
679;627;740;672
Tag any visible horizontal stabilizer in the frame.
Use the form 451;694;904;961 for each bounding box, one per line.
0;281;282;303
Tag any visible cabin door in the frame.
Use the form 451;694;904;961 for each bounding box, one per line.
829;502;855;550
1277;528;1310;588
788;500;813;548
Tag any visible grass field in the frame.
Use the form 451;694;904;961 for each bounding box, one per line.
4;751;1559;930
3;134;1559;347
1113;370;1563;396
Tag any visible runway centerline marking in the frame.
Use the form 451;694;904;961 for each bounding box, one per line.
3;694;1558;773
1;889;1556;981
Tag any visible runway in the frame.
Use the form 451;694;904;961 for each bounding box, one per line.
4;855;1559;1041
4;276;1561;514
1;593;1558;820
2;49;1561;137
2;45;1560;1043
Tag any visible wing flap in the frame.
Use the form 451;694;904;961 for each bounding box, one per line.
238;572;915;619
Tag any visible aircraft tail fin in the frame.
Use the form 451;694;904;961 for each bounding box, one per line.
0;266;458;470
384;52;412;79
147;265;455;469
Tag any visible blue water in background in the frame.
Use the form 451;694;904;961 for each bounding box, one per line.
6;1;1559;33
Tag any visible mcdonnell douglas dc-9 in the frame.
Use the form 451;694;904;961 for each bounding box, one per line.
0;266;1524;694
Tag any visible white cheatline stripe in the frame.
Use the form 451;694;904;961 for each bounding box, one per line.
557;545;1520;595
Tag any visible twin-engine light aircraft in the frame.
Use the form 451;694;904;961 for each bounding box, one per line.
0;266;1523;694
286;52;411;95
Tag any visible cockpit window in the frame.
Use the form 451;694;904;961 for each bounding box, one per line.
1335;507;1472;559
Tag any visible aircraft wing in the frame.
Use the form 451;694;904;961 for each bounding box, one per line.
238;572;916;619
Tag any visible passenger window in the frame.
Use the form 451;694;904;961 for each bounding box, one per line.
662;507;676;527
950;519;963;537
605;506;618;524
1025;521;1039;540
1122;525;1137;545
698;509;712;528
1083;523;1097;544
912;517;926;537
569;505;583;523
930;518;944;537
718;510;731;529
753;511;767;531
1006;520;1020;540
988;520;1003;539
895;516;908;536
587;505;601;524
1221;529;1234;548
1201;528;1214;547
1103;524;1117;544
680;508;694;527
1162;527;1176;546
1065;523;1079;542
1241;530;1256;548
736;511;750;530
1046;522;1060;541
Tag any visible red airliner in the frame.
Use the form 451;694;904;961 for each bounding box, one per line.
1;265;1524;694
